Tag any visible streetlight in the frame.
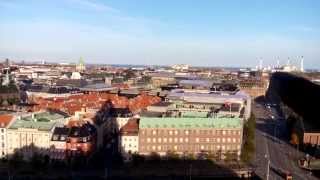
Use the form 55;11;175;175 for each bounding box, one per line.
265;154;270;180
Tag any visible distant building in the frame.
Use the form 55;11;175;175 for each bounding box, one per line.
239;78;269;98
138;117;243;158
166;89;251;120
171;64;190;71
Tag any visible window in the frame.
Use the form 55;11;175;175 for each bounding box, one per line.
174;130;178;135
169;131;173;135
174;138;178;143
185;138;189;143
179;138;183;143
227;138;231;143
158;138;162;143
222;138;225;143
153;138;156;143
1;129;4;133
222;130;226;135
152;130;156;135
233;138;236;143
163;138;167;143
195;138;199;143
206;138;209;142
217;138;220;143
185;130;189;135
147;138;151;143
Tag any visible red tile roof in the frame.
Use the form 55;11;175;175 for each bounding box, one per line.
33;92;161;116
0;114;14;128
120;119;139;136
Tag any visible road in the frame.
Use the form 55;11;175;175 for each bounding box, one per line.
253;101;317;180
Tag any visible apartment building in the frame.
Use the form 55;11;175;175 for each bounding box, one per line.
138;117;243;157
119;119;139;161
0;114;14;158
6;111;68;156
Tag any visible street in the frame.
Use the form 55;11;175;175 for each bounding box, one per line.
253;101;317;180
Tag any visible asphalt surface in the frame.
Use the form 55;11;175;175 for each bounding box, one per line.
253;101;317;180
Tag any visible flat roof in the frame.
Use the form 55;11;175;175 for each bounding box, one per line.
9;111;67;131
139;117;242;129
167;89;250;104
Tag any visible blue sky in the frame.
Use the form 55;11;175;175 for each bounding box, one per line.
0;0;320;68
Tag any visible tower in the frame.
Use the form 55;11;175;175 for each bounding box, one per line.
76;57;86;72
2;70;10;86
300;56;304;72
259;57;263;70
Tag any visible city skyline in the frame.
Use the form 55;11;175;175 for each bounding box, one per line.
1;0;320;69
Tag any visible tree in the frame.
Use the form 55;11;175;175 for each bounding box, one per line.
123;69;136;81
148;152;161;162
138;76;152;85
8;151;24;170
132;153;145;165
31;152;43;169
241;113;256;163
166;150;180;160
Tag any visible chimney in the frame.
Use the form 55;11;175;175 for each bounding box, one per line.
300;56;304;72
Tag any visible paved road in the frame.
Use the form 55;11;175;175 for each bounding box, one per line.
253;101;317;180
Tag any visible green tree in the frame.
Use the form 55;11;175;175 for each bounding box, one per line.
241;113;256;163
148;152;161;162
31;152;43;169
166;150;180;160
8;151;24;170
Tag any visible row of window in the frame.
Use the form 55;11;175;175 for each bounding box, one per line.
140;144;241;152
142;129;241;136
142;137;241;144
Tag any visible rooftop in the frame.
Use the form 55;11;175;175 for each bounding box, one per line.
167;89;250;104
120;119;139;136
139;117;242;129
0;114;14;128
9;111;67;131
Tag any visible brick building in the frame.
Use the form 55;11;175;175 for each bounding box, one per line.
138;117;243;158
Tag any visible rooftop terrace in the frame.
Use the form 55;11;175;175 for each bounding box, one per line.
139;117;242;129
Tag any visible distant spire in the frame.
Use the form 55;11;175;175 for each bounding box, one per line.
287;57;290;66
